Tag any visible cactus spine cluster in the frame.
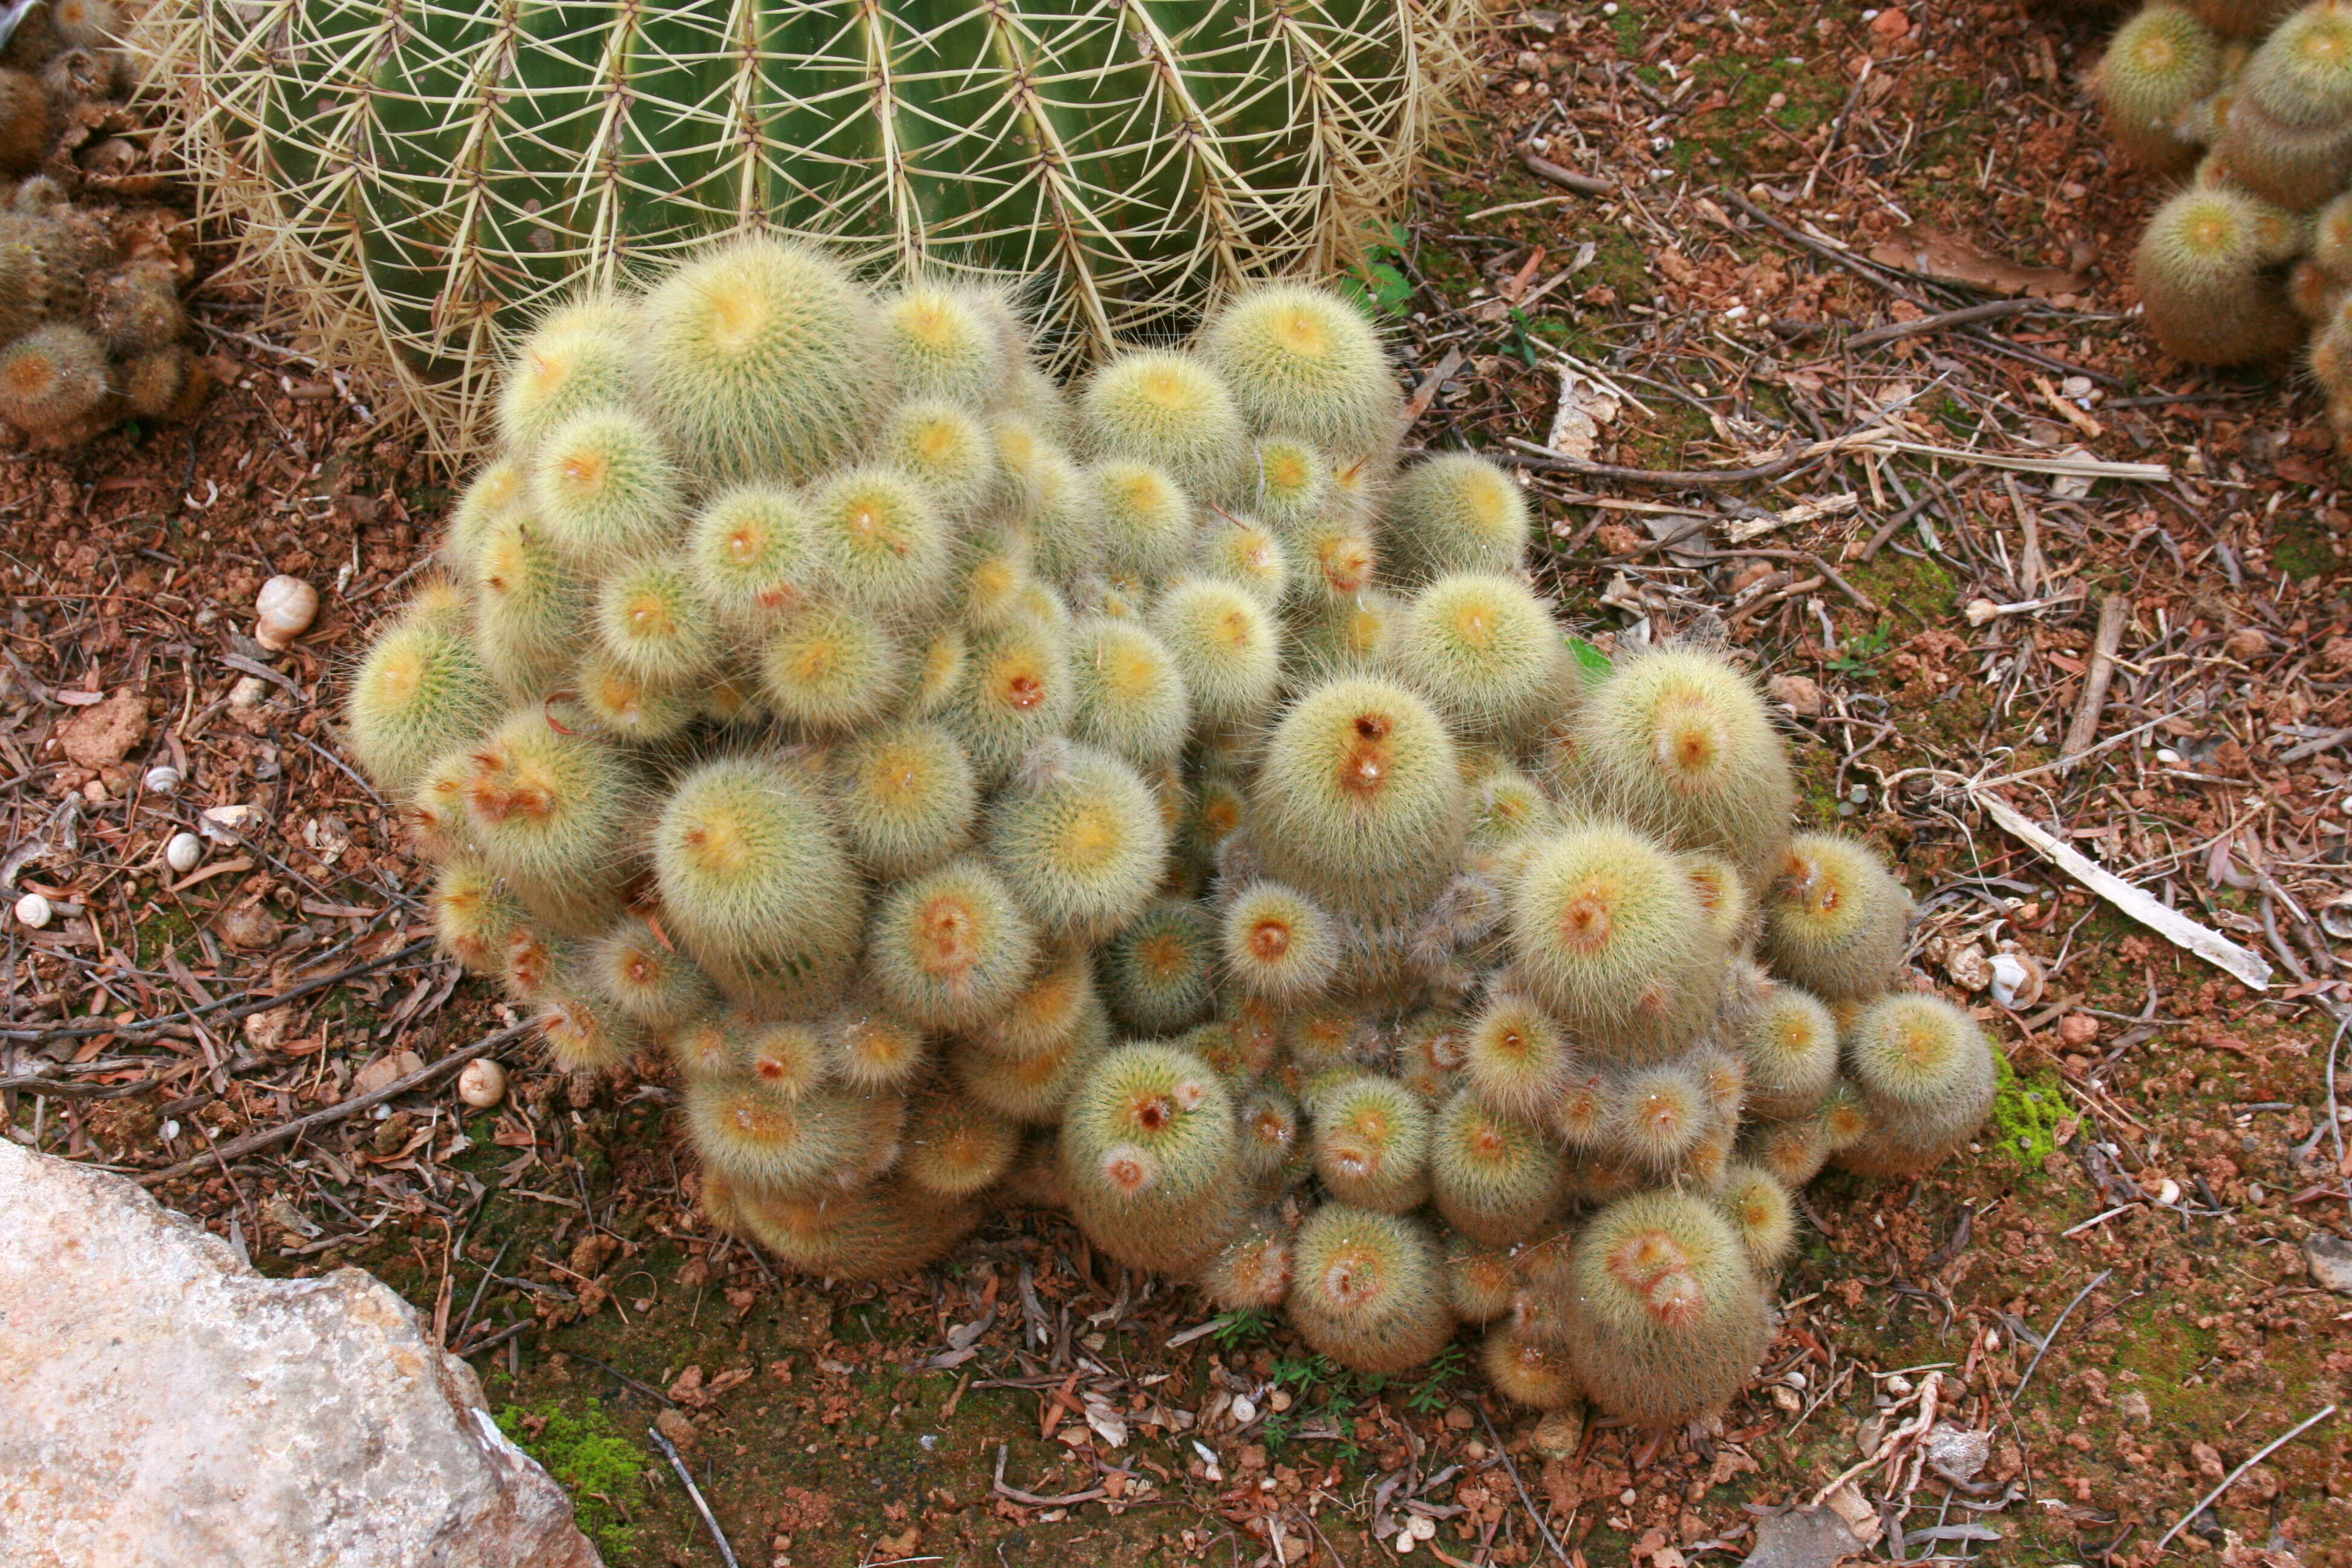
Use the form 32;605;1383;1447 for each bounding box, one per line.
354;251;1993;1425
0;2;207;444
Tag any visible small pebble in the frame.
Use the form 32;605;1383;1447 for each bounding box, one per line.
144;765;183;794
458;1059;508;1109
253;575;319;651
15;892;54;929
81;778;107;804
165;832;204;874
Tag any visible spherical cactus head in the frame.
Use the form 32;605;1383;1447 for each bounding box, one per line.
685;1076;870;1199
1286;1205;1453;1375
947;620;1074;785
2096;5;2223;171
1247;437;1331;535
1059;1040;1242;1271
639;235;887;483
651;754;864;1006
538;987;641;1074
1817;1078;1872;1151
1743;1111;1834;1188
973;949;1100;1060
1203;284;1402;460
878;281;1011;408
1288;586;1400;687
1201;1217;1295;1309
1092;460;1194;586
868;856;1040;1029
528;407;683;570
2132;185;2307;365
1759;832;1915;1001
1383;453;1529;580
953;1022;1102;1125
828;1004;930;1093
1445;1236;1521;1324
1740;982;1840;1119
802;464;955;619
1195;512;1291;605
1220;880;1342;1002
345;603;502;797
733;1017;829;1100
1250;676;1467;917
831;720;979;878
1838;993;1998;1175
430;858;523;975
1509;824;1718;1053
900;1091;1021;1200
2242;0;2352;127
1080;350;1247;500
1717;1163;1798;1272
1311;1071;1432;1212
1483;1324;1581;1410
87;261;188;354
1066;615;1191;768
407;749;478;860
569;652;696;743
1234;1083;1304;1183
1151;576;1281;729
883;398;999;516
1609;1060;1709;1173
987;742;1170;941
1564;1189;1773;1428
1462;991;1570;1122
1397;1009;1472;1102
1100;897;1217;1036
462;709;636;928
49;0;117;49
1432;1087;1564;1247
665;1013;740;1082
1570;647;1794;879
0;322;108;434
443;459;528;571
1396;571;1558;736
496;296;637;450
589;916;713;1029
757;603;907;735
687;485;814;626
592;552;717;685
470;512;589;696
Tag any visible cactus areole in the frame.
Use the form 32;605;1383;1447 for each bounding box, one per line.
137;0;1472;449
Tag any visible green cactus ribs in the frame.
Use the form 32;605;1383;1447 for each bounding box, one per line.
137;0;1476;451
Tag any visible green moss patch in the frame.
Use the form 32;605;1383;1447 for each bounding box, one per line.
495;1400;647;1556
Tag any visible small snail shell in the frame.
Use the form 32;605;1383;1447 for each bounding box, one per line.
253;575;319;651
458;1059;508;1109
165;832;204;873
143;764;182;794
14;892;53;929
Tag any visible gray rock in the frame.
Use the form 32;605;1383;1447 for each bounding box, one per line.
0;1140;602;1568
2309;1231;2352;1295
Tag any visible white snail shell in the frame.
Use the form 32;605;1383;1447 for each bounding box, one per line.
15;892;54;929
165;832;204;873
458;1059;508;1109
253;575;319;651
144;765;183;794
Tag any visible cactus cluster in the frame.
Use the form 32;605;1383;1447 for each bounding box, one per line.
0;0;206;445
351;250;1993;1428
2096;0;2352;422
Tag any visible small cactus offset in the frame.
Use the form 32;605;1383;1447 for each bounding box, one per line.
350;249;1990;1425
0;0;207;444
132;0;1477;453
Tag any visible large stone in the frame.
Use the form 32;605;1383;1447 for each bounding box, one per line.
0;1140;603;1568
